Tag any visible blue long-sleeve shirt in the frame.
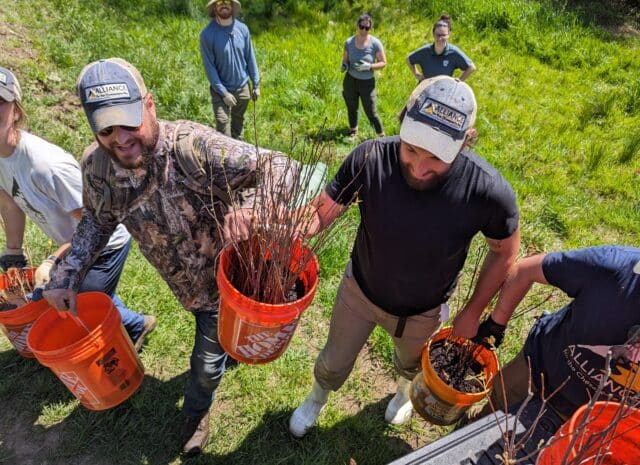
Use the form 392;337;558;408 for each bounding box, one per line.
199;19;260;96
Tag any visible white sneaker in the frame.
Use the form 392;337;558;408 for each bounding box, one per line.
289;380;331;438
384;377;413;425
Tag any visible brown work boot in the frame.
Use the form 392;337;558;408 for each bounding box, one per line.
133;315;157;352
180;411;210;457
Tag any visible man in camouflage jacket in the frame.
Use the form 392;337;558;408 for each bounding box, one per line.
43;58;295;456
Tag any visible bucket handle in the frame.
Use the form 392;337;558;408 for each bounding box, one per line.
57;311;101;349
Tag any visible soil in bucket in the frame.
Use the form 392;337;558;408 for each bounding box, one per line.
536;401;640;465
27;292;144;410
0;267;47;358
410;327;498;426
217;240;319;365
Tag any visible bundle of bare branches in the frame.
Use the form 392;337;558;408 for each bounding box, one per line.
0;268;34;310
214;135;346;305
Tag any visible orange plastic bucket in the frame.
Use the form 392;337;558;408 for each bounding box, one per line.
410;327;499;425
27;292;144;410
537;401;640;465
216;241;319;365
0;267;48;358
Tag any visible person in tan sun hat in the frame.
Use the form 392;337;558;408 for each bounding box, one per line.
200;0;260;140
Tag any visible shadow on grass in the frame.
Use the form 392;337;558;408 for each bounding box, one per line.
553;0;640;33
0;348;189;465
307;125;350;143
189;398;413;465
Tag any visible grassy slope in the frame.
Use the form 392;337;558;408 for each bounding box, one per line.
0;0;639;464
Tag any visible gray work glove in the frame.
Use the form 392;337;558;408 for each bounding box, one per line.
472;316;506;349
251;88;260;101
34;257;56;287
354;60;372;72
0;247;28;272
223;92;237;107
340;62;348;72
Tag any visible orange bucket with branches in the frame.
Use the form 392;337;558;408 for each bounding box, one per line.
0;267;48;358
536;401;640;465
27;292;144;410
216;238;319;365
410;326;499;425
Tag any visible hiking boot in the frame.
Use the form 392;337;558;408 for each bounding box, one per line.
289;380;331;438
384;377;413;425
180;411;210;457
133;315;157;352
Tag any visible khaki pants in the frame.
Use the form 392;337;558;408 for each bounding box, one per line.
314;261;441;391
211;83;251;139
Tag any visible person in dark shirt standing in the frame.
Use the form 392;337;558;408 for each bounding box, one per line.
200;0;260;139
288;76;520;438
406;14;475;82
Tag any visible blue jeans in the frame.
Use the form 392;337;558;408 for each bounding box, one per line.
182;309;227;417
78;239;145;341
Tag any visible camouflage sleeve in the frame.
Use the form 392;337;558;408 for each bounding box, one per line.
46;208;115;290
46;147;119;291
188;123;300;210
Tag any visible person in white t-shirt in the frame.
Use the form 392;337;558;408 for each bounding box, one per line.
0;66;155;350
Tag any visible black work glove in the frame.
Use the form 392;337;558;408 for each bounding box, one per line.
472;316;506;349
0;252;28;272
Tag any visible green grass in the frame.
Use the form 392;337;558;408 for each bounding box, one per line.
1;0;639;463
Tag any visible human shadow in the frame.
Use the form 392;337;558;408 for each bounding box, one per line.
0;347;190;465
188;396;413;465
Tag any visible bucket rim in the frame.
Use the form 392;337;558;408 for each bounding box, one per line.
0;298;50;325
217;241;320;314
27;292;119;361
421;326;498;404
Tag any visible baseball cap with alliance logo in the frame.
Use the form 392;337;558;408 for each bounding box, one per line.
400;75;477;164
76;58;148;134
0;66;22;103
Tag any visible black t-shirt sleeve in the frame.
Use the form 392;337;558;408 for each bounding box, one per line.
325;143;368;206
481;176;519;240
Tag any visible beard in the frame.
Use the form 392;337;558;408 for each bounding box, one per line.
97;122;159;170
216;7;233;20
399;160;444;191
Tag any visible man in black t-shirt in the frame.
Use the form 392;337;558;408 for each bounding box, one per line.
289;76;520;438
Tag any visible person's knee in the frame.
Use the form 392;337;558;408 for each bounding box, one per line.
191;352;226;391
314;355;351;391
393;353;420;380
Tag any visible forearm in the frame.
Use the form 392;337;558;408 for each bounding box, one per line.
491;254;548;325
459;64;476;81
0;194;26;249
490;267;535;325
46;210;115;290
463;249;516;318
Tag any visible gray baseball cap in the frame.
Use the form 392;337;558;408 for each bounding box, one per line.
76;58;148;133
400;76;477;163
0;66;22;103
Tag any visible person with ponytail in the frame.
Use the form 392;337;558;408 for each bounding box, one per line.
406;14;476;82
